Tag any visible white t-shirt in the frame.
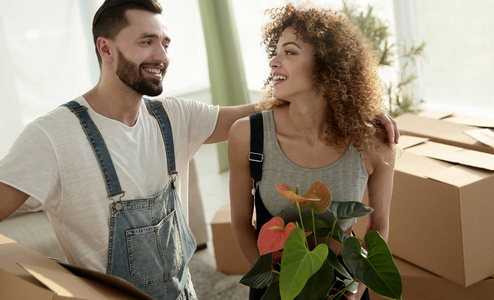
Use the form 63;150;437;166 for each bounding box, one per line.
0;96;219;272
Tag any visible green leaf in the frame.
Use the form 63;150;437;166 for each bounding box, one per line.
319;221;350;244
296;259;334;300
327;201;374;219
261;281;281;300
301;215;330;236
240;253;273;289
280;228;328;300
326;249;352;280
343;231;402;300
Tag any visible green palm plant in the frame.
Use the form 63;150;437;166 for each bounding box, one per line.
341;0;426;117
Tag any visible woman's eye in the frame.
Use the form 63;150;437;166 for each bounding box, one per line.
285;51;296;55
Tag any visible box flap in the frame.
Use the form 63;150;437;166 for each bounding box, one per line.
426;165;492;187
406;141;494;171
19;263;145;300
465;129;494;148
395;150;451;178
0;268;55;300
398;135;428;149
396;113;480;144
59;263;153;299
0;234;60;288
418;110;455;120
445;115;494;128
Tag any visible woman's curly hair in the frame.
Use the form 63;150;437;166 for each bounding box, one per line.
258;3;385;155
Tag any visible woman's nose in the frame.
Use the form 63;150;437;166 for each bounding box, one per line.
269;55;280;69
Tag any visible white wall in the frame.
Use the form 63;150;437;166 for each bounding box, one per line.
413;0;494;118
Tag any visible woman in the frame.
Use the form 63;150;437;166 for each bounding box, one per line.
228;3;396;300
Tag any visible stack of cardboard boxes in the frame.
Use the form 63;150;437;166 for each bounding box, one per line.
354;112;494;299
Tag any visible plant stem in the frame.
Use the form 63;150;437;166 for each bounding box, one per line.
326;218;338;245
296;202;309;248
331;280;355;299
296;202;304;231
311;207;317;245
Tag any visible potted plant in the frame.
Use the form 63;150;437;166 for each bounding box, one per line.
240;181;402;300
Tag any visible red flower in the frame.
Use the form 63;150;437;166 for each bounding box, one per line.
276;183;320;203
257;217;296;256
299;181;332;212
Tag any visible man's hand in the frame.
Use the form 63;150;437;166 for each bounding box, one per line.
375;111;399;149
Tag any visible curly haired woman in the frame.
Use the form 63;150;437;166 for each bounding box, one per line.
228;3;397;300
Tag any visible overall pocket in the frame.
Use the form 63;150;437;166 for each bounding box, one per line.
126;209;184;286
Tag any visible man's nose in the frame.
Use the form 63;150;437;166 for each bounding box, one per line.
153;44;169;64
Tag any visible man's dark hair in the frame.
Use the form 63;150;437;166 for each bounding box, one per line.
92;0;162;66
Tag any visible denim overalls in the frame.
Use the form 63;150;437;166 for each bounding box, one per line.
64;99;197;300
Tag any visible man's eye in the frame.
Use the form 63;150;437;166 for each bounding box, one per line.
142;40;152;45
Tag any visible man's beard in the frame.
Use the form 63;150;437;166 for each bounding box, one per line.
116;49;164;96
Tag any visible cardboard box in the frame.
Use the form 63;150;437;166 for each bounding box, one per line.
211;204;251;274
368;256;494;300
395;113;494;154
384;136;494;287
0;234;152;299
418;110;494;129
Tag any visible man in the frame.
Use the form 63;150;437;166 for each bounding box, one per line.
0;0;398;299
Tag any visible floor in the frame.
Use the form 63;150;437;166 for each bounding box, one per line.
192;143;245;284
195;143;231;232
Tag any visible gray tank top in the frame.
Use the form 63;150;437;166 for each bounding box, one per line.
258;110;369;231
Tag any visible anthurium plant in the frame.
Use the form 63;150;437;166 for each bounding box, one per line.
240;181;402;300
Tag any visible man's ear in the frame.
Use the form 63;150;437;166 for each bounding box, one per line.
97;37;114;63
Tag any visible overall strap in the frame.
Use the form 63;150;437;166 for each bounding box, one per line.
249;112;274;233
62;101;124;199
144;98;178;188
249;112;264;184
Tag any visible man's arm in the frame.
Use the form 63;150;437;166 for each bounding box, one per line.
0;182;29;222
204;103;257;144
204;104;399;146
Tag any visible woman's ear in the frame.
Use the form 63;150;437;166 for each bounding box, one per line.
97;37;114;63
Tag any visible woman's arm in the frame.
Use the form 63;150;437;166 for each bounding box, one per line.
350;142;396;299
228;117;260;266
366;143;396;241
